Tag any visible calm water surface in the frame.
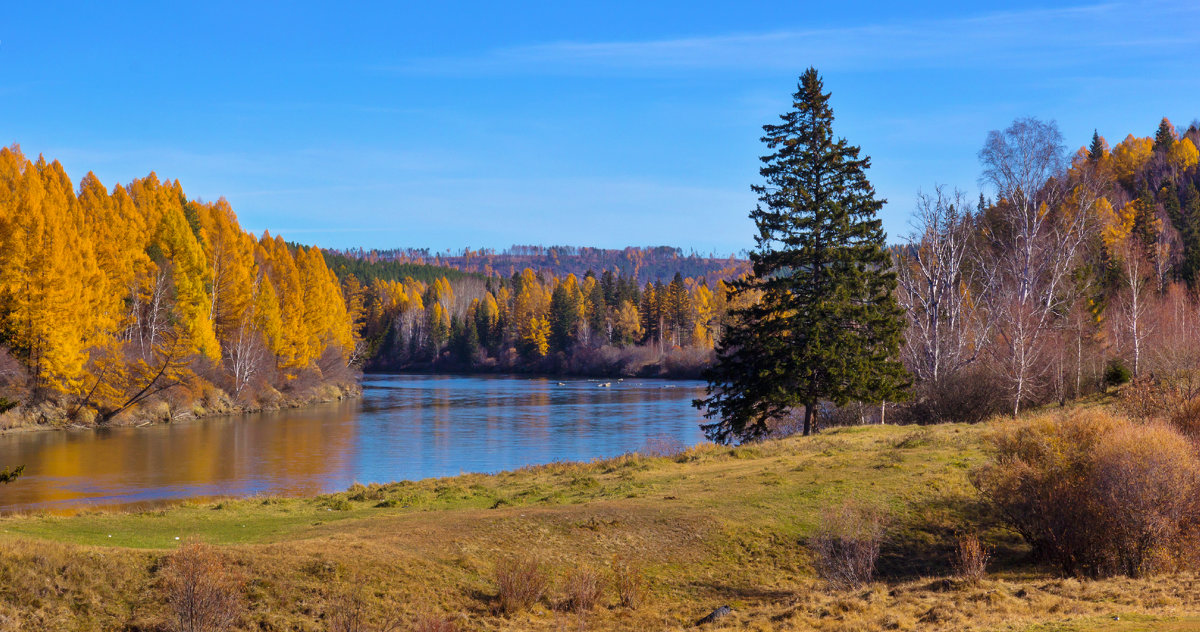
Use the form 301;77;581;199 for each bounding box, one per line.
0;374;708;512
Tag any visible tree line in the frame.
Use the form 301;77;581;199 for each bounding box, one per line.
896;116;1200;423
348;267;742;376
328;245;748;285
0;146;356;423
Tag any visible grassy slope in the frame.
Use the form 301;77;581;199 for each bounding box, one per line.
0;420;1198;631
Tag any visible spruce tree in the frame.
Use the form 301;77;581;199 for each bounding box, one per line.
1155;117;1177;152
587;279;607;344
1089;130;1107;162
695;68;908;443
548;283;580;352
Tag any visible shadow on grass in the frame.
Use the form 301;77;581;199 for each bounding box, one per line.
683;580;797;603
874;494;1029;581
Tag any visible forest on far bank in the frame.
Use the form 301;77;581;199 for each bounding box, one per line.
328;116;1200;426
3;113;1200;426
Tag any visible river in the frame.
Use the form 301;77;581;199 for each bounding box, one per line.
0;374;708;513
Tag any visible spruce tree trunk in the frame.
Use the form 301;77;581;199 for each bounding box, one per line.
803;402;814;437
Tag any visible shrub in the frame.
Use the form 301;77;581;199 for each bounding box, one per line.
822;401;875;428
412;613;459;632
810;500;885;589
766;407;808;438
1105;359;1133;388
953;533;991;583
0;345;29;403
326;583;400;632
611;555;645;609
495;556;549;614
560;565;603;613
1169;397;1200;441
1091;422;1200;575
1118;377;1171;419
898;367;1007;425
1116;371;1200;440
161;540;243;632
972;410;1200;577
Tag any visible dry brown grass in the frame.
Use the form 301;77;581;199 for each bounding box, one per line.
1;417;1199;630
325;580;402;632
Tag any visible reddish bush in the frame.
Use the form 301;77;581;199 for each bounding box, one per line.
898;367;1007;425
495;556;549;614
560;565;603;613
412;613;458;632
953;533;992;583
611;555;645;610
161;540;243;632
810;501;885;589
972;410;1200;577
637;434;688;458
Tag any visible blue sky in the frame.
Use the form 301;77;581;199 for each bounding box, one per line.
2;2;1198;254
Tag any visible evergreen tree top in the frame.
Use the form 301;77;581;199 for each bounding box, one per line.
1155;117;1177;151
1089;130;1108;162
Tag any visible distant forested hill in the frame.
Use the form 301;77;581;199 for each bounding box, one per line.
320;249;486;285
324;245;748;283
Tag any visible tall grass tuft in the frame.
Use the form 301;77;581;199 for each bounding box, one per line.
412;613;460;632
953;533;992;583
325;581;400;632
611;555;645;609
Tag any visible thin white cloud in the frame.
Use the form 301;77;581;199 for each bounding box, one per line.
386;2;1198;76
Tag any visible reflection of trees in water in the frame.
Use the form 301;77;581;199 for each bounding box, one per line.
0;400;358;512
0;377;708;513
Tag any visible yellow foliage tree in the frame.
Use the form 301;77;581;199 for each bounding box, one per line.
1111;135;1153;188
155;204;219;359
1169;138;1199;172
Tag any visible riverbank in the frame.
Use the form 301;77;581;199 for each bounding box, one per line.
0;380;361;436
0;417;1197;630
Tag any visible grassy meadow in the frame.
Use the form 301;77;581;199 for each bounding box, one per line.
0;408;1199;631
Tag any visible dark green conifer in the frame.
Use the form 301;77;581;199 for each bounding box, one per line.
588;278;607;344
1155;117;1177;152
1089;130;1107;162
695;67;908;443
548;283;580;352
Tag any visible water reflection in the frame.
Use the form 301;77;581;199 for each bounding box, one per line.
0;375;707;513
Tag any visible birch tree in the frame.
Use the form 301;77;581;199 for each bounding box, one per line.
978;118;1094;415
896;186;988;385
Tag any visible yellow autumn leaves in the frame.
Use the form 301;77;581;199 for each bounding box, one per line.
0;146;353;406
